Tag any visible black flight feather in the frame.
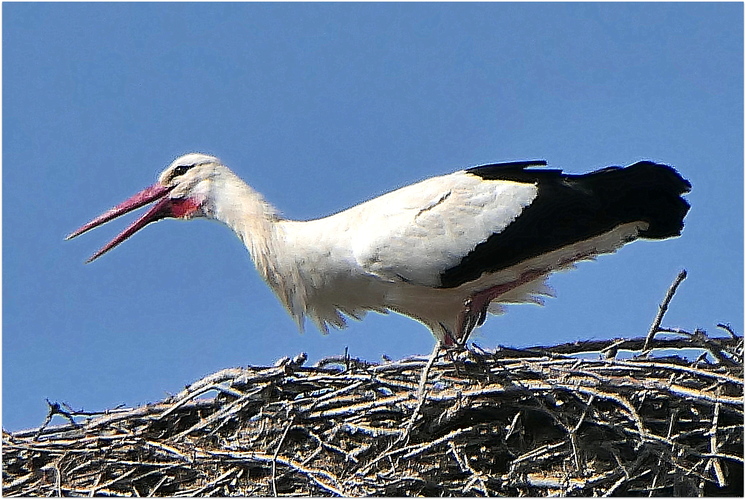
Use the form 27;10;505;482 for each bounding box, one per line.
439;161;691;289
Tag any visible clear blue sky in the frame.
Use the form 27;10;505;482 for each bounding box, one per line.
3;3;743;432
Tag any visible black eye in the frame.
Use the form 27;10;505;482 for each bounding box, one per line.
173;164;192;178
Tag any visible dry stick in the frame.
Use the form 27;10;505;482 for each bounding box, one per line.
399;341;442;444
569;394;595;470
650;407;679;495
49;463;62;496
272;412;296;497
708;401;726;488
148;475;169;496
355;426;473;481
60;402;128;417
459;450;490;496
716;323;739;339
145;441;192;462
511;441;568;465
302;427;358;463
208;451;344;496
532;336;741;359
608;359;743;386
189;467;240;497
89;467;137;496
3;472;35;491
34;400;80;440
164;384;244;419
169;387;264;441
11;400;215;440
603;474;628;497
643;269;688;354
400;426;473;460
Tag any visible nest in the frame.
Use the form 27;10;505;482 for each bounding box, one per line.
3;327;743;497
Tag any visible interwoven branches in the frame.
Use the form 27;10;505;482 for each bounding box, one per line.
3;328;743;496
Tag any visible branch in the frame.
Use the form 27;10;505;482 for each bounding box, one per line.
643;269;687;354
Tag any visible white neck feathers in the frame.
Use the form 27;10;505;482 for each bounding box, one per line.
203;168;306;325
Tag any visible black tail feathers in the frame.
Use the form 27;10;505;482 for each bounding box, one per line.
580;161;691;239
443;160;692;288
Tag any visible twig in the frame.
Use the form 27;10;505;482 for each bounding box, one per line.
529;336;741;358
189;467;240;496
399;341;442;444
400;426;473;460
708;401;726;488
643;269;687;354
205;450;345;496
89;467;137;496
34;400;80;441
169;386;264;440
272;412;296;496
603;474;628;497
148;475;169;496
145;441;191;462
716;323;739;339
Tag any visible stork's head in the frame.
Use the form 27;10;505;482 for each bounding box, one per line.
67;153;223;262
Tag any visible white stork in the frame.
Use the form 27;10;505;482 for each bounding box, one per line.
67;154;690;346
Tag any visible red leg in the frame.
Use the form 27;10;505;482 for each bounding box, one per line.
455;250;600;344
442;327;458;347
455;269;548;344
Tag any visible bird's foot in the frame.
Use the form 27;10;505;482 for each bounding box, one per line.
456;269;555;343
454;296;491;345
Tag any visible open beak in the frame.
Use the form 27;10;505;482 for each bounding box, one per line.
67;183;175;263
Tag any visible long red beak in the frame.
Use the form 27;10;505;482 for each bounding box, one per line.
67;183;175;263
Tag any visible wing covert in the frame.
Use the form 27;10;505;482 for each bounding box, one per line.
351;171;538;287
